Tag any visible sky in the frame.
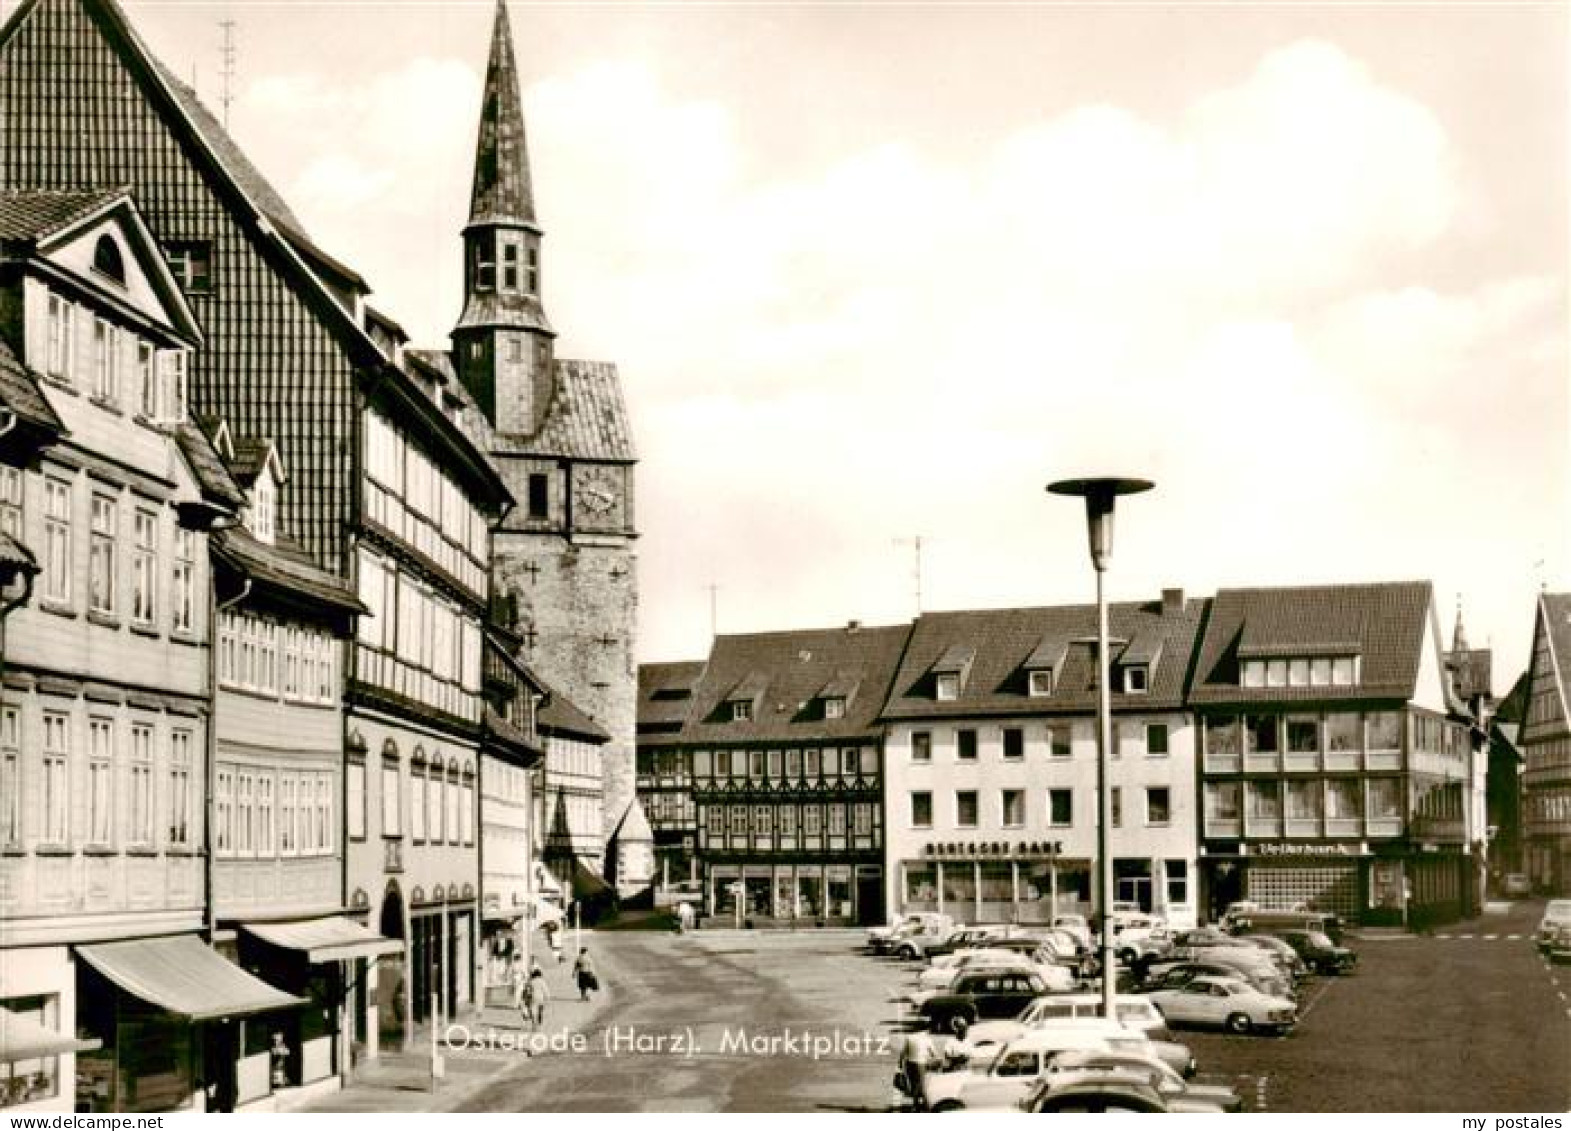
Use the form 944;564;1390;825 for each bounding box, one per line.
56;0;1569;680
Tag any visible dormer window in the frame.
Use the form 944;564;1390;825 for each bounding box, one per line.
250;474;275;544
501;240;520;292
730;700;752;722
1241;654;1360;688
935;673;960;701
164;240;212;295
1028;669;1054;697
824;697;846;720
93;234;126;285
1123;664;1149;694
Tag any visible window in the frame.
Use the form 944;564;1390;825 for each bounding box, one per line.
823;697;845;720
131;509;156;625
0;467;19;540
46;292;72;381
91;318;118;403
1367;778;1402;821
910;791;932;828
1146;723;1169;756
236;770;253;855
411;756;427;842
1326;779;1360;823
43;478;71;605
1286;779;1322;821
1206;780;1240;822
1205;715;1239;759
1146;787;1171;825
1245;715;1279;754
158;350;188;422
1165;860;1188;907
935;673;960;701
955;790;978;828
525;241;540;293
0;707;18;847
731;700;752;722
42;713;68;843
462;772;475;845
165;240;213;294
251;475;275;543
1001;789;1026;827
1367;711;1402;751
1049;725;1071;759
1124;664;1149;694
214;767;234;856
473;239;496;290
1248;780;1281;821
1326;712;1360;753
1286;716;1320;753
279;775;296;856
172;528;196;633
1049;788;1073;826
257;772;275;856
88;719;114;845
1028;668;1054;697
128;724;153;846
136;341;156;417
88;494;116;616
168;730;192;846
1111;786;1121;827
501;241;520;291
382;759;401;836
428;758;444;842
957;729;978;761
318;775;335;853
1331;656;1357;686
911;731;931;763
1003;728;1024;761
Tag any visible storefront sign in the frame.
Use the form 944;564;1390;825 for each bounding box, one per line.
921;840;1063;859
1249;842;1363;858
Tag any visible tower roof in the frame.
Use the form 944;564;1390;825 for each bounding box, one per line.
469;0;538;231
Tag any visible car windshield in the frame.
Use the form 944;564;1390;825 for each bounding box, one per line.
1304;931;1334;948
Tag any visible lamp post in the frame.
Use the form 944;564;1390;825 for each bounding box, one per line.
1048;476;1154;1021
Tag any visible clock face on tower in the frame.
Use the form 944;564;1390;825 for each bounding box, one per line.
578;467;620;518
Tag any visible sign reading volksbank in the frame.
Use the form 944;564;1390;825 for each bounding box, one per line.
1248;842;1367;857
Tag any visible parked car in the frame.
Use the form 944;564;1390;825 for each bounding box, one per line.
910;951;1076;996
1147;975;1297;1035
1044;1050;1243;1112
1019;1076;1174;1113
868;913;953;955
921;1023;1155;1111
1502;873;1532;898
1234;933;1310;981
958;995;1195;1079
1537;900;1571;953
1145;955;1293;1002
1546;923;1571;964
893;918;973;961
1225;907;1345;944
921;924;1018;960
916;969;1054;1036
1053;914;1094;952
1274;929;1357;975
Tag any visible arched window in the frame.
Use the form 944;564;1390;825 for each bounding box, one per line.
411;746;428;843
380;739;400;837
428;754;445;843
93;234;125;284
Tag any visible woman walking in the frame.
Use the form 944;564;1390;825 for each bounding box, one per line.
572;948;598;1001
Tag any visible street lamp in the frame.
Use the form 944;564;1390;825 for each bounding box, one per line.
1048;476;1154;1021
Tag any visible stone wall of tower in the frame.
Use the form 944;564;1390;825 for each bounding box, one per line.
493;527;638;863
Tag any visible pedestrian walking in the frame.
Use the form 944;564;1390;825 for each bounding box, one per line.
526;962;549;1029
677;901;695;933
572;947;599;1000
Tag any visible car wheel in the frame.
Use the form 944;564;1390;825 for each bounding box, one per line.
898;944;920;961
931;1101;963;1113
947;1011;974;1038
1119;948;1138;966
1225;1012;1252;1035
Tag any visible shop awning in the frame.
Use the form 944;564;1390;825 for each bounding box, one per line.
241;916;403;964
75;935;305;1021
0;1007;100;1063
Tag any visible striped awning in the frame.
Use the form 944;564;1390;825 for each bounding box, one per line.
75;935;304;1021
241;916;403;964
0;1007;99;1063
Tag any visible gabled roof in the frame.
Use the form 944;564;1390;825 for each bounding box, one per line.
1189;581;1433;706
175;420;246;511
227;436;284;489
1447;647;1493;704
638;660;705;738
493;359;634;460
538;681;611;743
0;337;64;437
680;622;915;744
882;599;1204;720
1526;592;1571;743
0;187;120;240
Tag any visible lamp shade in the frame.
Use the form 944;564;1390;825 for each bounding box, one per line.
1047;476;1154;571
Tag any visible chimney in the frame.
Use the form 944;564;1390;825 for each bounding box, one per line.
1161;588;1184;616
846;620;862;633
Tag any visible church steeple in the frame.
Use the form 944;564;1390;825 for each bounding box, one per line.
454;0;555;436
1453;600;1470;653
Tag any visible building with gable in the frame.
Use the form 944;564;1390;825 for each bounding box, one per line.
879;591;1206;928
0;188;306;1113
0;0;514;1057
418;0;639;872
636;661;706;889
1189;581;1480;926
1521;592;1571;895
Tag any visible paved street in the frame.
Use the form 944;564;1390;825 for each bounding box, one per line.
452;903;1570;1113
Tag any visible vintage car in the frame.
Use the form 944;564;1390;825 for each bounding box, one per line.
1147;975;1297;1035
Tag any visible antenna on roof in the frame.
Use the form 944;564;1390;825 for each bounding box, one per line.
219;19;238;129
893;535;926;616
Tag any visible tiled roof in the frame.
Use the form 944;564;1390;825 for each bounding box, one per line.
0;338;64;436
680;622;915;745
148;58;307;234
0;532;37;575
468;0;538;230
725;671;770;704
483;705;544;760
638;661;705;734
1447;647;1493;704
455;288;553;337
213;526;365;616
495;360;635;460
1119;630;1165;667
539;682;611;743
1189;581;1433;706
819;669;862;699
226;436;274;487
932;643;975;673
175;421;246;510
0;188;120;241
882;599;1204;721
1539;593;1571;732
406;349;498;458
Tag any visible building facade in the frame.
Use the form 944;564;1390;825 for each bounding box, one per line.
436;0;639;868
635;661;705;889
1190;582;1478;927
879;593;1205;929
536;686;614;915
1521;592;1571;895
676;623;911;927
0;188;299;1114
0;0;515;1056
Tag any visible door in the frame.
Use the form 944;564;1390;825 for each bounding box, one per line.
857;872;884;926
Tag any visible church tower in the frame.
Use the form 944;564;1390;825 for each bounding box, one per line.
454;1;640;886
